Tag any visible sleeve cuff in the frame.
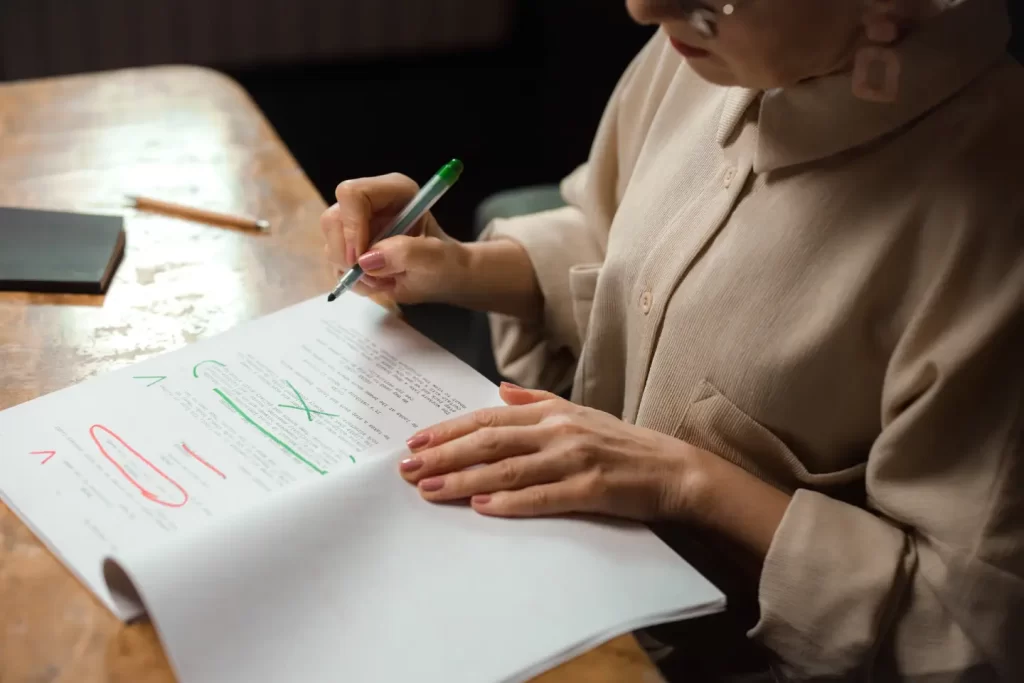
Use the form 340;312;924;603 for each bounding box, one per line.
479;201;605;391
481;205;600;354
749;489;908;679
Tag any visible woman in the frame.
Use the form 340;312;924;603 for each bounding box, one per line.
322;0;1023;679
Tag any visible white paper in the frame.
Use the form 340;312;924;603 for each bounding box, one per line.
0;294;502;617
0;293;725;683
103;449;724;683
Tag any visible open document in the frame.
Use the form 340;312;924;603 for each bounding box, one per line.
0;293;724;683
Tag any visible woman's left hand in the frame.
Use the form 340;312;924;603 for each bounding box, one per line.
399;383;709;520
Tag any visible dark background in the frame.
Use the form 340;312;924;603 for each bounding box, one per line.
1;1;1020;245
226;2;654;243
227;0;1022;243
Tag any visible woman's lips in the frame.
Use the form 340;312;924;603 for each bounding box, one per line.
669;37;710;59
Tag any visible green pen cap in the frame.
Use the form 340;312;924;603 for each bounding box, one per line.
438;158;464;183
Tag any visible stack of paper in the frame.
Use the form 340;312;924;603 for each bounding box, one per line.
0;294;724;683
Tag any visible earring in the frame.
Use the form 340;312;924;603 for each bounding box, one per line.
852;46;902;102
852;0;902;102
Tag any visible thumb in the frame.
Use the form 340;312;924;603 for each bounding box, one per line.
499;382;559;405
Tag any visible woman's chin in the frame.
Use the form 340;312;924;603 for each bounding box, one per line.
685;60;741;87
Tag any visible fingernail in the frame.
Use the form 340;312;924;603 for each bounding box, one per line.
399;457;423;473
472;494;491;506
346;245;356;265
500;382;523;390
358;251;386;272
419;477;445;492
406;433;429;450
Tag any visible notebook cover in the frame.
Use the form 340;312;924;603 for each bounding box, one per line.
0;206;126;294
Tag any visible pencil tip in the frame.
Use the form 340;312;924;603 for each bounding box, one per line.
327;293;337;302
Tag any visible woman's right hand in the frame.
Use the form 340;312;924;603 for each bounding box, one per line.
320;173;470;305
321;171;543;319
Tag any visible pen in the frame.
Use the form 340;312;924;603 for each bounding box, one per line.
126;195;271;232
327;158;464;302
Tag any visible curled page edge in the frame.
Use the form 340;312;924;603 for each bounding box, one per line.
101;553;200;683
102;556;149;624
0;487;137;620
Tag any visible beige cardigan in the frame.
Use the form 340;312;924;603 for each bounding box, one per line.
483;0;1024;679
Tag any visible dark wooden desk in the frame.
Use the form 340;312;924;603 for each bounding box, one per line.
0;66;662;683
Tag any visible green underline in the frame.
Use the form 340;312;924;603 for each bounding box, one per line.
214;388;327;476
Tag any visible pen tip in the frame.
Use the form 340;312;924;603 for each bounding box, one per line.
256;219;271;231
327;293;337;302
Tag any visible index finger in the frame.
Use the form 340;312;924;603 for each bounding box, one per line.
407;401;556;452
334;173;419;255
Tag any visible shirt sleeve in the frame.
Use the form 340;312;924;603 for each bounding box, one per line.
479;33;670;392
480;167;602;392
749;198;1024;680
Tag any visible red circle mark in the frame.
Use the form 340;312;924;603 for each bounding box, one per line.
88;425;189;508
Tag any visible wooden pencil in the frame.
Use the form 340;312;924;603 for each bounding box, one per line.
127;195;270;232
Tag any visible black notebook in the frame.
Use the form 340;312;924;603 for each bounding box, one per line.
0;206;126;294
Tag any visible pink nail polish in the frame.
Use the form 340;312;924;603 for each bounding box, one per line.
406;433;429;450
346;245;356;265
419;477;444;492
399;457;423;473
472;494;491;506
358;251;387;272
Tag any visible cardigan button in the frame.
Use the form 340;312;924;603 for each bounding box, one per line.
639;290;653;314
724;166;737;188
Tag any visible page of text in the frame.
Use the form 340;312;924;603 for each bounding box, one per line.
0;295;500;615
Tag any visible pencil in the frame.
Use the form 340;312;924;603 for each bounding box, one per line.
126;195;270;232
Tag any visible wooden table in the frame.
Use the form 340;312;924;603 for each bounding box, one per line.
0;66;663;683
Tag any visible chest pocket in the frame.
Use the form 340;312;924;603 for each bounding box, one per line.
676;379;867;498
